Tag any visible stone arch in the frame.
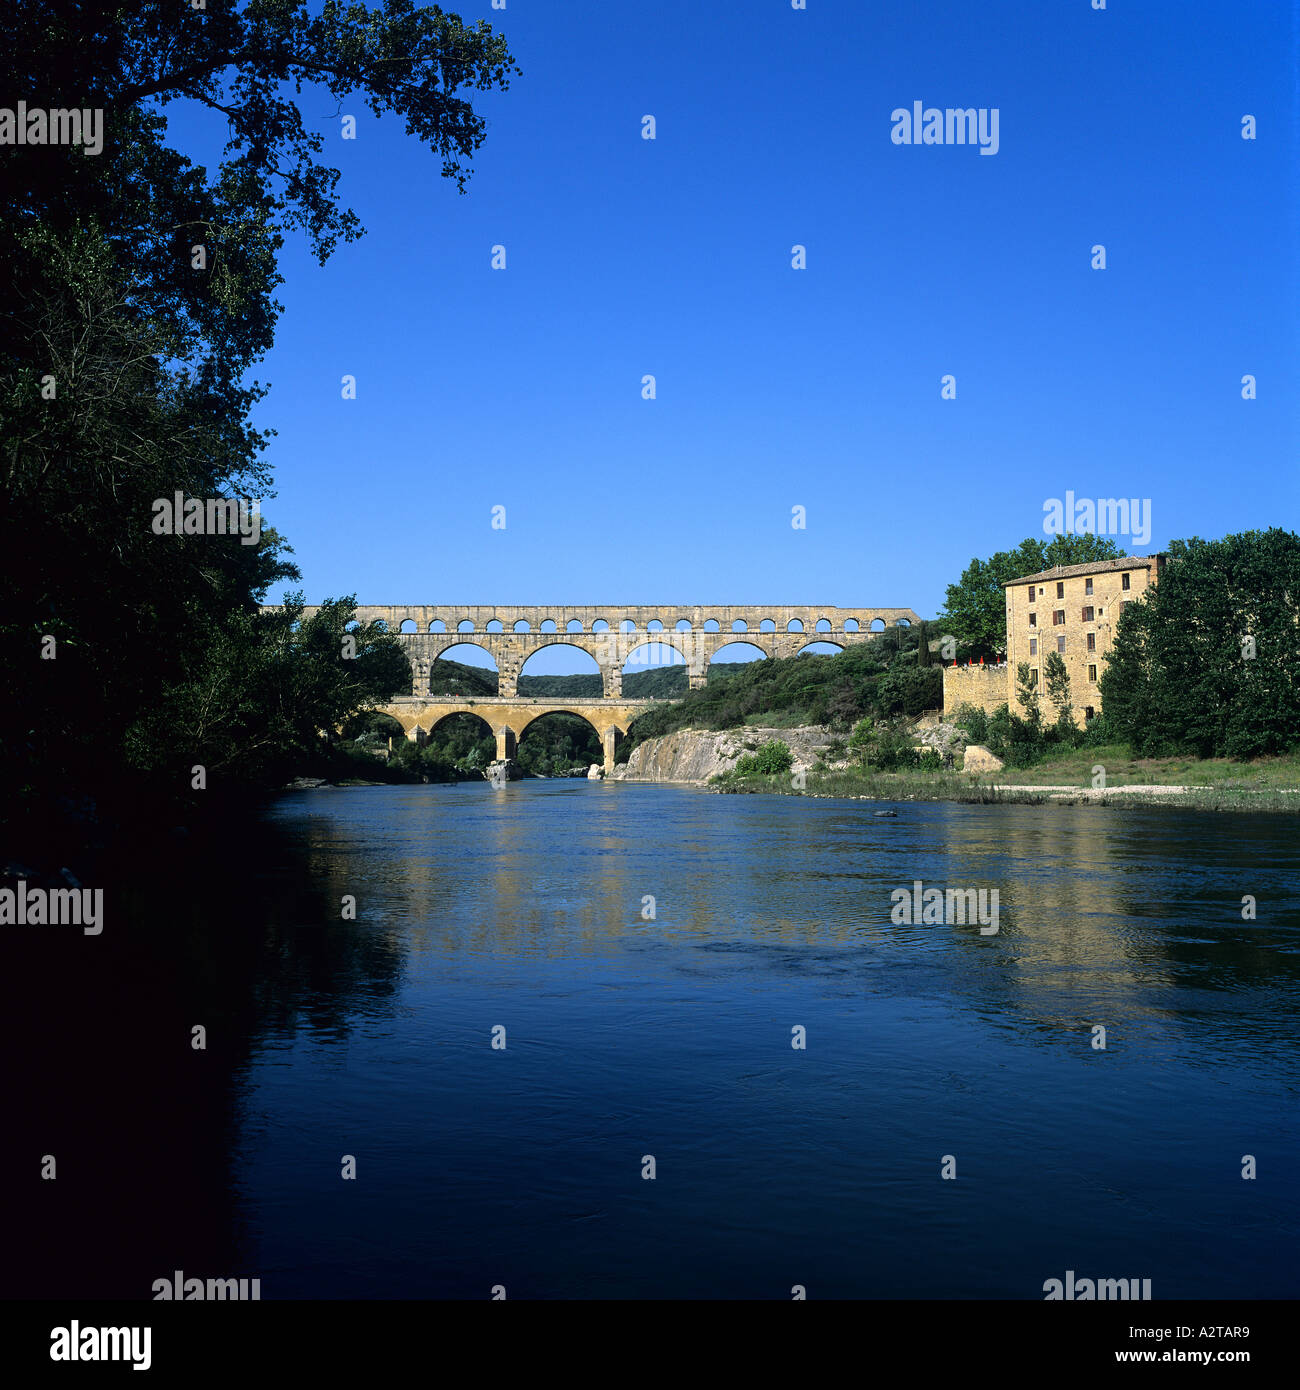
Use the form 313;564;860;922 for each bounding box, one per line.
514;619;531;632
430;642;499;695
675;619;692;631
388;708;424;738
592;619;610;632
620;638;687;698
796;640;845;657
869;618;886;632
430;619;446;632
486;618;503;633
703;618;720;632
540;619;558;633
517;641;603;685
457;619;474;632
421;709;498;770
844;618;859;632
517;707;602;739
786;618;804;632
732;618;748;632
566;619;583;633
759;618;776;632
373;619;388;632
895;617;911;627
815;618;832;632
399;618;417;633
647;619;664;633
427;708;494;737
622;638;689;672
709;641;767;672
515;708;607;774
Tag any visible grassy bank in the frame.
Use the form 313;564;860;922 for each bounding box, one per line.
977;744;1300;789
712;761;1300;812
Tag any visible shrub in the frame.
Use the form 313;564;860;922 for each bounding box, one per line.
953;703;989;746
860;722;919;770
849;716;875;747
734;740;794;776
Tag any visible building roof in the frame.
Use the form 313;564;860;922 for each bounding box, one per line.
1004;555;1163;588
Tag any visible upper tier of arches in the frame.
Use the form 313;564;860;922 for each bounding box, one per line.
337;606;921;636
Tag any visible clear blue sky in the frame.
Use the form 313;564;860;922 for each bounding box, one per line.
171;0;1297;676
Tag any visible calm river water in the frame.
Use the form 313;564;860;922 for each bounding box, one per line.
7;782;1299;1299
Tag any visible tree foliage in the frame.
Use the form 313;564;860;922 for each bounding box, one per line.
1100;530;1300;758
1042;650;1072;727
733;740;793;776
941;535;1124;659
619;632;942;760
0;3;515;841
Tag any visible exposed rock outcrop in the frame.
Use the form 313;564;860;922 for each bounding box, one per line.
916;721;967;758
963;744;1005;773
610;726;843;784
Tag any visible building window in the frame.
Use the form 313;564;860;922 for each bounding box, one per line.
1029;638;1037;656
1085;706;1096;721
1028;585;1035;601
1057;636;1066;654
1056;581;1065;598
1087;632;1096;652
1081;606;1094;622
1085;577;1093;595
1122;572;1131;591
1029;612;1036;627
1052;609;1065;626
1030;668;1039;689
1088;664;1098;683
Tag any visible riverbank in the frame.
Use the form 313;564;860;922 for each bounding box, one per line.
713;767;1300;812
612;727;1300;812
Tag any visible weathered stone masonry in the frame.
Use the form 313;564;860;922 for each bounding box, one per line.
280;602;922;771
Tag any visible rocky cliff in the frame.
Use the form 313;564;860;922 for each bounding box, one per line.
610;726;838;784
610;719;969;784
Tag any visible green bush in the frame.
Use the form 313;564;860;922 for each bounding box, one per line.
857;722;920;770
953;703;989;746
734;740;794;776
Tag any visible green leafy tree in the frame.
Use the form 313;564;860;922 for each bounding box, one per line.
848;716;876;748
125;595;411;785
942;535;1124;659
1015;662;1042;730
0;3;516;835
1100;530;1300;758
1042;651;1073;727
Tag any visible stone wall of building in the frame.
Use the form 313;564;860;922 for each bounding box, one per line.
943;663;1010;718
1005;558;1162;725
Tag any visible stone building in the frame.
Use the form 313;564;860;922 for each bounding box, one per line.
944;555;1167;724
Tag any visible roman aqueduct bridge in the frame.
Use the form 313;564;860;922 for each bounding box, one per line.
284;603;923;771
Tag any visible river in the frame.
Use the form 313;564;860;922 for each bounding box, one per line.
6;781;1298;1299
